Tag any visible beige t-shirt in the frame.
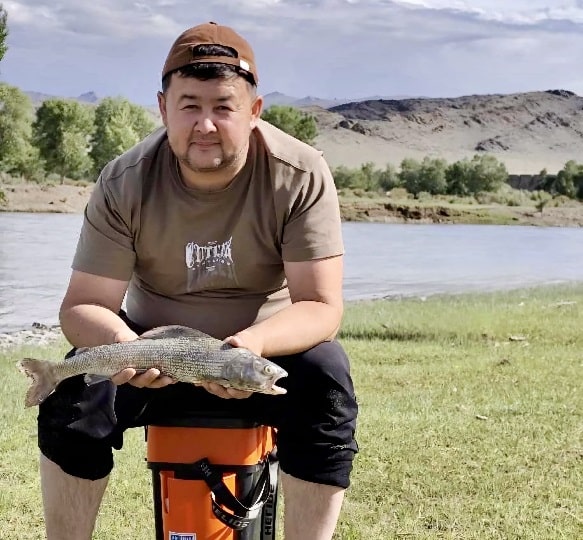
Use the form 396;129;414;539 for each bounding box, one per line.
73;119;343;338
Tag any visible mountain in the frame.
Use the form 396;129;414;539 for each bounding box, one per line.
20;87;583;175
307;89;583;174
24;90;100;106
261;92;412;109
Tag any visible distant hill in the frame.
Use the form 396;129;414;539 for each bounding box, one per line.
24;90;99;106
262;91;411;109
20;87;583;175
307;89;583;174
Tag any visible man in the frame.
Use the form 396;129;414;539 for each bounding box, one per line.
38;22;358;539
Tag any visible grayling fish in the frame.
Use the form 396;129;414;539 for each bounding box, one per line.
17;325;287;407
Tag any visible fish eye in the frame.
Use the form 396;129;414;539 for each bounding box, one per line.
263;365;274;375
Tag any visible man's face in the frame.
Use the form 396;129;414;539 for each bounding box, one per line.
158;73;262;175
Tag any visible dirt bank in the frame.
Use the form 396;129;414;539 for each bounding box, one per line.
339;199;583;227
1;181;582;227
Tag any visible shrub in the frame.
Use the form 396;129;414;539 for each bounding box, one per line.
388;187;409;200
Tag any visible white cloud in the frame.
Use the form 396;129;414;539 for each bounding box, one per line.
1;0;583;104
393;0;583;24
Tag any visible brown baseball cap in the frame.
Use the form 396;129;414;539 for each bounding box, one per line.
162;22;258;85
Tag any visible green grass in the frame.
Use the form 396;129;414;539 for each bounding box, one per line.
1;284;582;538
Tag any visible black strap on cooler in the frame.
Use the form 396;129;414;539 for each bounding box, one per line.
194;452;278;531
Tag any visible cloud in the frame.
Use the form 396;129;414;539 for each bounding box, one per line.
392;0;583;24
1;0;583;104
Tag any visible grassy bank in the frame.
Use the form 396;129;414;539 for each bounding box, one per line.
2;178;583;227
1;285;582;538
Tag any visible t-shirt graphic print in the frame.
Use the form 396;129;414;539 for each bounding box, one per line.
185;236;237;292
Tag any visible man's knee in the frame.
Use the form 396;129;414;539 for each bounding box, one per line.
274;340;358;489
291;340;352;382
38;429;115;481
37;375;121;481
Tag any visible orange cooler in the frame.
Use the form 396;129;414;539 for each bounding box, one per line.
146;417;278;540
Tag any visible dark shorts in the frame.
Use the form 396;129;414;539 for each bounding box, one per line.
37;319;359;489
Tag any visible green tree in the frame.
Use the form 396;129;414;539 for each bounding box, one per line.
129;103;157;139
331;162;384;191
467;154;507;193
445;159;473;196
546;160;583;199
0;83;41;177
0;5;7;64
33;98;94;181
261;105;318;145
418;157;448;195
91;97;155;174
378;163;400;191
446;155;507;196
398;158;423;195
332;165;357;189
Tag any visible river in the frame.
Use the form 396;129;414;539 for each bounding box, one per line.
0;213;581;333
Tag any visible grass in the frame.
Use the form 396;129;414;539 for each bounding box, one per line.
1;284;582;538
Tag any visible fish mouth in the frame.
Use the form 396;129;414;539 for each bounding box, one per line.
270;384;287;395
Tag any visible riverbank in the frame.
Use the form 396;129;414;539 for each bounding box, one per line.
2;181;583;227
0;323;64;350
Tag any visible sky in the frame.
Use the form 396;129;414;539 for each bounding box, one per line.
1;0;583;106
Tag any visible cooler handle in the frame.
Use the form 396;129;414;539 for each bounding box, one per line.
194;452;278;531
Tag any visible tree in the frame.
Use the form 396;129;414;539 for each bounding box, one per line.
90;97;155;174
0;5;7;64
33;99;94;181
445;159;473;196
466;154;507;194
418;157;448;195
399;157;447;196
446;155;507;196
378;163;400;191
398;158;422;195
331;162;384;191
0;83;40;176
546;160;583;199
261;105;318;145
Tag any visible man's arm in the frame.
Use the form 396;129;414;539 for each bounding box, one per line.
59;270;135;347
203;255;343;399
59;270;173;388
229;255;344;357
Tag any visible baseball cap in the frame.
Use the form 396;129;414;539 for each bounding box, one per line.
162;22;258;85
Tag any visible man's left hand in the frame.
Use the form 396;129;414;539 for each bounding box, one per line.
195;330;265;399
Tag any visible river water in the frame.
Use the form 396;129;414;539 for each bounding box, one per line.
0;213;582;333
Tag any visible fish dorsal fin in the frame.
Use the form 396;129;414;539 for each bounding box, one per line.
139;325;211;340
74;347;90;356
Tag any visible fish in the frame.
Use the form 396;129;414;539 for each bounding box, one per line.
17;325;288;407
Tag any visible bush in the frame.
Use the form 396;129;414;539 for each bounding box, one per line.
388;187;410;200
416;191;432;201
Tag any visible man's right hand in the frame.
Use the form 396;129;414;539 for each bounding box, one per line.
111;368;176;388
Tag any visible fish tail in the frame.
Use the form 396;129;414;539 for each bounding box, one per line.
17;358;61;408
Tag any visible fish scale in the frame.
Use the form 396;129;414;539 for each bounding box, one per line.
67;338;229;382
17;325;288;407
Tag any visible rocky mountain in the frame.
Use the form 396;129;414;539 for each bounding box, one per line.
308;89;583;174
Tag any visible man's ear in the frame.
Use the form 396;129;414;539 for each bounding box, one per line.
157;91;168;127
250;94;264;129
